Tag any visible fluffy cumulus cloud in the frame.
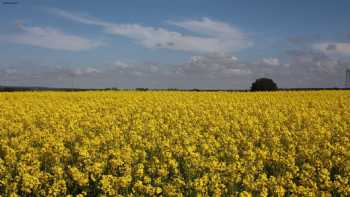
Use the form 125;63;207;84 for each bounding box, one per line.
313;42;350;56
0;24;103;51
175;53;251;79
52;9;251;53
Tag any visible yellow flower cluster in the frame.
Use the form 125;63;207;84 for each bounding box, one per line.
0;91;349;196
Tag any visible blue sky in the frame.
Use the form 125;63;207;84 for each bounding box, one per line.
1;0;350;89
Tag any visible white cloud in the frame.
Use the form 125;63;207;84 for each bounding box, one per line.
52;9;251;53
56;67;101;76
176;53;251;77
224;68;251;76
50;8;109;26
168;17;246;39
258;58;280;66
231;56;238;61
2;25;103;51
78;67;100;75
112;61;131;69
190;56;202;62
313;42;350;56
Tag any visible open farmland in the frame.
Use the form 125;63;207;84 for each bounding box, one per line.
0;91;349;196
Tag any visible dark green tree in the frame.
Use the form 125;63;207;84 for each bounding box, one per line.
250;78;278;91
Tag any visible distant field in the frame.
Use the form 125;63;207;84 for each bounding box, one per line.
0;91;349;196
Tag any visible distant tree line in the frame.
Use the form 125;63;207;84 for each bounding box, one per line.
1;78;349;92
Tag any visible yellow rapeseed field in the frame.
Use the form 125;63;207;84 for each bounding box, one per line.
0;91;349;196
